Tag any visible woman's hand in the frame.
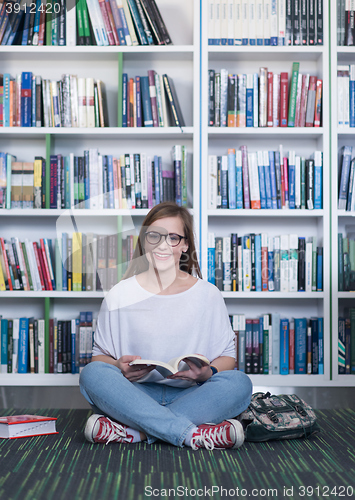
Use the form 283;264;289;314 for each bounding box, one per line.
167;358;212;384
117;355;156;382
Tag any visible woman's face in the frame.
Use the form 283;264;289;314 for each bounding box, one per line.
143;216;188;273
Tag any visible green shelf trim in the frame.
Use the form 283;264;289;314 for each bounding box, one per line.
118;53;123;128
45;134;52;209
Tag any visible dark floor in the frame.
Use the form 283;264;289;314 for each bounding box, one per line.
0;408;354;500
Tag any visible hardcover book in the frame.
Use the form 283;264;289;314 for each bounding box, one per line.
0;415;57;439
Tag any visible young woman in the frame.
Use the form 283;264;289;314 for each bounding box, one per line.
79;202;252;450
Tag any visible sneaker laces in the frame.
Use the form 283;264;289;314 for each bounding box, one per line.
191;424;231;450
97;418;131;445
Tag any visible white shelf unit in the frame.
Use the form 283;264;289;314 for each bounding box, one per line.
200;1;331;387
0;0;201;386
330;0;355;385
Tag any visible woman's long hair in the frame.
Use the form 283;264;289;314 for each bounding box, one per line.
122;202;202;279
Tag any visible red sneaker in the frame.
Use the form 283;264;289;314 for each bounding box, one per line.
191;419;244;450
84;414;134;445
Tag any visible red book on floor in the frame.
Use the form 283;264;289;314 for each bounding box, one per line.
0;415;58;439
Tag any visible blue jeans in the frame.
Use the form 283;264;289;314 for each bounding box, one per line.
79;361;253;447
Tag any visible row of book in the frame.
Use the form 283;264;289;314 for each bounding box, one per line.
120;72;185;128
338;309;355;374
209;63;322;128
231;314;324;375
0;313;96;375
0;73;109;128
0;146;188;210
338;230;355;292
337;0;355;46
0;233;140;292
337;65;355;128
208;233;323;293
0;0;172;46
338;146;355;211
208;148;322;210
208;0;323;47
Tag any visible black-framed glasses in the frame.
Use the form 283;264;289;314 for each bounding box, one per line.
144;231;187;247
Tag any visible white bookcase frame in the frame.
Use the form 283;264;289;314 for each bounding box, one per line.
200;0;331;387
330;1;355;386
0;0;201;386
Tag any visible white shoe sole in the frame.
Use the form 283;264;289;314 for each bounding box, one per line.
84;414;103;443
226;419;245;449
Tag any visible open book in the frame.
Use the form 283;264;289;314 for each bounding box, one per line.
129;354;210;380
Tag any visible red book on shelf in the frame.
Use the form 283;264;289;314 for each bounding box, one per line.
148;70;159;127
98;0;115;45
299;74;310;127
267;72;273;127
0;415;57;439
314;79;322;127
280;72;289;127
105;0;120;45
32;242;46;291
39;239;53;291
261;234;268;291
129;78;134;127
0;237;13;290
38;4;46;45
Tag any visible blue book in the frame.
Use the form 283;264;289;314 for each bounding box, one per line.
1;319;8;373
3;74;11;127
338;146;352;210
109;0;126;45
84;152;90;209
271;313;280;374
6;9;25;45
317;247;323;291
274;151;282;208
133;153;142;208
295;318;307;374
207;234;215;285
50;155;58;209
350;71;355;127
21;9;31;45
227;149;236;209
135;76;142;128
280;318;289;374
33;0;42;42
246;74;253;127
288;152;296;209
118;5;130;45
140;76;153;127
21;72;32;127
122;73;128;127
245;319;253;374
153;155;160;204
18;318;29;373
126;0;148;44
2;10;16;45
268;242;274;291
71;320;76;374
221;155;228;209
311;317;319;374
62;232;68;291
318;317;324;375
263;151;272;209
313;151;323;209
257;152;266;208
268;151;278;209
31;75;36;127
64;156;70;208
255;234;262;291
236;151;243;209
253;73;259;127
107;155;115;209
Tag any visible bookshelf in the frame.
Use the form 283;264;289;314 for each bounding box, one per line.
0;0;201;385
200;0;331;387
330;1;355;386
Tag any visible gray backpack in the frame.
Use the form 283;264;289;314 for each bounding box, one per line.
239;392;320;442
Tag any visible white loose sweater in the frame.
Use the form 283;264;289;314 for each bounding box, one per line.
92;276;236;387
